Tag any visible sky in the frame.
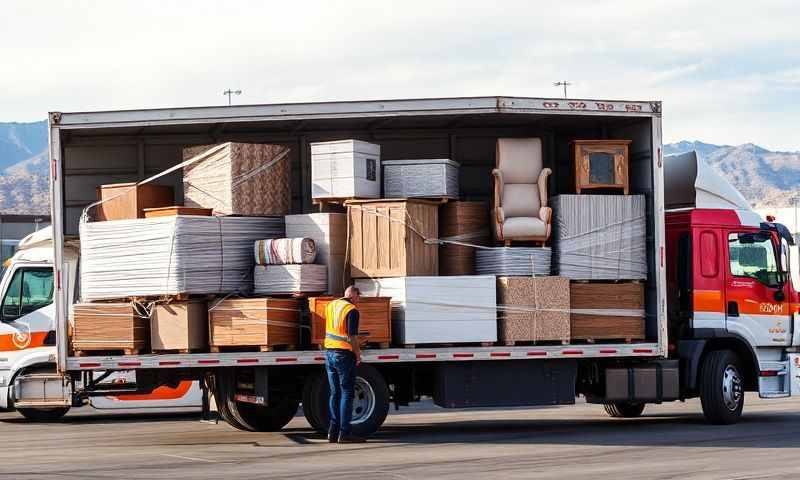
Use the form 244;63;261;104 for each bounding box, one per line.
1;0;799;150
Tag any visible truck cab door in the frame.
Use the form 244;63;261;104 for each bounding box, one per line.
725;231;791;346
0;265;55;353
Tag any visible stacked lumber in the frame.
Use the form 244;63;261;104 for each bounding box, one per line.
150;300;208;353
496;276;570;344
356;276;497;345
348;199;439;278
308;296;392;347
183;142;292;216
285;213;348;295
209;298;299;350
253;264;328;295
80;215;284;300
570;282;645;341
553;195;647;280
439;201;489;276
72;303;149;354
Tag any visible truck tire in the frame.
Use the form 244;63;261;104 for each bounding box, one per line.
603;402;645;418
302;364;390;437
700;350;744;425
214;370;299;432
17;407;70;422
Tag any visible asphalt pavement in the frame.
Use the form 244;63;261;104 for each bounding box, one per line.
1;394;798;479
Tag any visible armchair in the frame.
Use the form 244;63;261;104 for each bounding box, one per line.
492;138;552;245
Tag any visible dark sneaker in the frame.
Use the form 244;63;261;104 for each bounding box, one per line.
338;434;366;444
327;428;339;443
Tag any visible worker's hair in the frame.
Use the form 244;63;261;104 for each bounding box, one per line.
344;285;360;297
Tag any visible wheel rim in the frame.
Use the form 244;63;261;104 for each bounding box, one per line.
722;364;743;411
351;376;375;425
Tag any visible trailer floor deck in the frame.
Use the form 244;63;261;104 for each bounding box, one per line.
2;394;798;479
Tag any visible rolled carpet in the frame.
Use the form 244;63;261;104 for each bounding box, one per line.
254;237;317;265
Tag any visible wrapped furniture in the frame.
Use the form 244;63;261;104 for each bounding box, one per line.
570;282;645;341
496;276;569;344
95;183;174;221
553;194;647;280
150;300;208;353
356;276;497;345
72;303;149;354
439;201;489;276
80;216;284;300
253;264;328;295
347;199;438;278
209;298;299;351
492;138;552;245
308;296;392;348
475;247;552;276
183;142;292;216
382;159;460;198
311;140;381;199
285;213;348;296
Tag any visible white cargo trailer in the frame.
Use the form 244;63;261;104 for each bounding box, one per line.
9;96;794;433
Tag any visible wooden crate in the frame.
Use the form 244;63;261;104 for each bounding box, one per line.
570;282;645;341
439;201;489;276
183;142;292;216
95;183;174;221
143;206;213;218
150;300;208;352
209;298;298;350
308;297;391;347
497;276;569;344
347;199;438;278
72;303;149;353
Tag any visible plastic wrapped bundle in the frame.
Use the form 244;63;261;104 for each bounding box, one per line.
254;264;328;295
475;247;552;276
80;216;284;300
553;195;647;280
254;238;317;265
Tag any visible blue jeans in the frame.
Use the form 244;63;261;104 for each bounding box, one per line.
325;349;356;435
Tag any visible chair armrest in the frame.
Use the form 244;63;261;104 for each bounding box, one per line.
539;206;552;224
492;168;503;208
538;168;552;208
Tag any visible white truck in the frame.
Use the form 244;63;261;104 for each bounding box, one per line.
0;227;200;419
9;96;800;433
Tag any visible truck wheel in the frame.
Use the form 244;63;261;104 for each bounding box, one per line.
700;350;744;425
302;364;390;437
603;402;645;418
17;407;70;422
214;370;299;432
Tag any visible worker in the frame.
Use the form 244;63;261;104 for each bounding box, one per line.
324;285;365;443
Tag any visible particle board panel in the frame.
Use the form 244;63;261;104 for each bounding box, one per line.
497;276;570;343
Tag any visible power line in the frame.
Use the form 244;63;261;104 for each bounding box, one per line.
223;89;242;106
553;81;571;99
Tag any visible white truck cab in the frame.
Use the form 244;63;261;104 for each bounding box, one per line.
0;228;199;419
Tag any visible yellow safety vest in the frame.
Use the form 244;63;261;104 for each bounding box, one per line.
324;298;357;351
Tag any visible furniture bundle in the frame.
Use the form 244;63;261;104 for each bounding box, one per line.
183;142;292;216
95;183;174;221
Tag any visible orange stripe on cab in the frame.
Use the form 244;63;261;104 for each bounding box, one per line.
694;290;724;313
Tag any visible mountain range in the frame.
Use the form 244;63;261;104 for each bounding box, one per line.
1;120;798;214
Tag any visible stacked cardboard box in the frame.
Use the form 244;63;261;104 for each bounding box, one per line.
209;298;299;351
73;303;149;353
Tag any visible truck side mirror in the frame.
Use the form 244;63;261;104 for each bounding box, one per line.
779;239;790;274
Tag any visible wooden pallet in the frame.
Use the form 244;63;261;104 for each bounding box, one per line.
151;348;205;355
402;342;495;349
312;342;390;351
501;340;569;347
209;344;297;353
74;348;144;357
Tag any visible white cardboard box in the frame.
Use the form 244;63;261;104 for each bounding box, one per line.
311;140;381;199
355;275;497;345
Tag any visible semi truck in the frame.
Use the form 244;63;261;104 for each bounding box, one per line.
6;96;799;434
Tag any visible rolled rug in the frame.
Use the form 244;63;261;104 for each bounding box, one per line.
254;237;317;265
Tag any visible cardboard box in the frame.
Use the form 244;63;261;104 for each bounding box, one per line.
95;183;174;221
348;199;438;278
209;298;299;349
150;300;208;352
308;296;391;347
497;276;569;344
285;213;349;295
311;140;381;199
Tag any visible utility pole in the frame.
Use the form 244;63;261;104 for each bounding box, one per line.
223;89;242;106
553;81;571;99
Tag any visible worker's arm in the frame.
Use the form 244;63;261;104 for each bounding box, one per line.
347;309;361;364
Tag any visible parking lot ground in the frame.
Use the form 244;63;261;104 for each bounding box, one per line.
1;394;799;479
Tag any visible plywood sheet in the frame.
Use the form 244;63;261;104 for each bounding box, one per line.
73;302;149;351
209;298;299;347
570;282;645;340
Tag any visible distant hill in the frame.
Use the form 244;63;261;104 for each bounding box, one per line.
664;140;800;208
0;120;49;215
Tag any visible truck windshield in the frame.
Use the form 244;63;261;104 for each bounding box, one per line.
728;233;780;286
1;267;54;321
